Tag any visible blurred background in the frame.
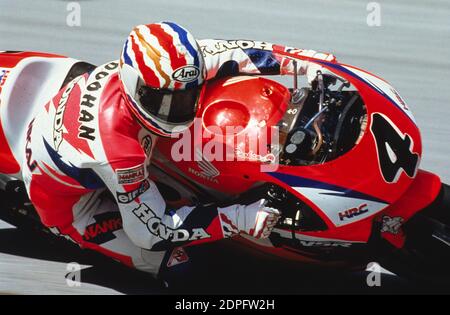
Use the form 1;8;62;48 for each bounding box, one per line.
1;0;448;181
0;0;449;294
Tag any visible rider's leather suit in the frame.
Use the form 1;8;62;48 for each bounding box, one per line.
21;40;335;275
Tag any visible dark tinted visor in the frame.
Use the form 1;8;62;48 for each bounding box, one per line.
136;79;201;124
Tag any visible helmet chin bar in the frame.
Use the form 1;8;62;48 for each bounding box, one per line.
130;102;193;138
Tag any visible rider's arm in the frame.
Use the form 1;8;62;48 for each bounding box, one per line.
198;39;336;80
94;157;279;251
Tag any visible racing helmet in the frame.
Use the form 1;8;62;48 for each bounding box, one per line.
119;22;205;136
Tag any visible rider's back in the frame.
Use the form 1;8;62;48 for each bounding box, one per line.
21;60;151;228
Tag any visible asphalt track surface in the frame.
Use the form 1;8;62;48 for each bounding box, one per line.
0;0;449;294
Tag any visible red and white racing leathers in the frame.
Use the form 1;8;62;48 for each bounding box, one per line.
21;40;335;275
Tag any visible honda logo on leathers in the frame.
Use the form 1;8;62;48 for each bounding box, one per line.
132;204;211;242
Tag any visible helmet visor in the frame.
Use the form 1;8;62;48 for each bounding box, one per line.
136;79;201;124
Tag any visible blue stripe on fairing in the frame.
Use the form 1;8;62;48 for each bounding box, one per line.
269;172;388;204
316;60;415;125
243;48;281;74
122;39;133;67
43;138;105;190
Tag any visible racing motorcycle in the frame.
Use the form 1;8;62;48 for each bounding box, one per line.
0;50;449;284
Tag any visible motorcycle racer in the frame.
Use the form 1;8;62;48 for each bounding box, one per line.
20;22;336;276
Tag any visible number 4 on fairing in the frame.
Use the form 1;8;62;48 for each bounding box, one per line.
370;113;419;183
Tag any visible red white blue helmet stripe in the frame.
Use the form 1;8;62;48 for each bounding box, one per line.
120;22;204;91
119;22;204;136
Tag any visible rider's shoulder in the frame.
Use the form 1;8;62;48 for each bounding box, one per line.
81;60;120;86
93;60;120;74
95;102;147;168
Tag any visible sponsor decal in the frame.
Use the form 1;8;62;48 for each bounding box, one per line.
284;47;334;62
83;212;123;244
285;47;309;55
299;241;352;248
272;228;358;247
116;164;146;185
270;173;389;227
0;69;10;97
116;179;151;203
53;79;78;151
201;40;273;56
188;148;220;184
25;118;37;172
172;65;200;83
390;88;408;111
132;204;211;242
235;147;276;163
167;247;189;268
381;215;404;234
140;135;152;156
78;61;119;142
0;69;10;87
196;158;219;178
339;203;369;221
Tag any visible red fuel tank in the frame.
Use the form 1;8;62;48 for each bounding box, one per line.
155;76;290;194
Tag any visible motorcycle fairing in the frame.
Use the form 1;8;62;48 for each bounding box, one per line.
0;49;441;264
0;51;79;177
261;51;423;232
155;49;436;253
